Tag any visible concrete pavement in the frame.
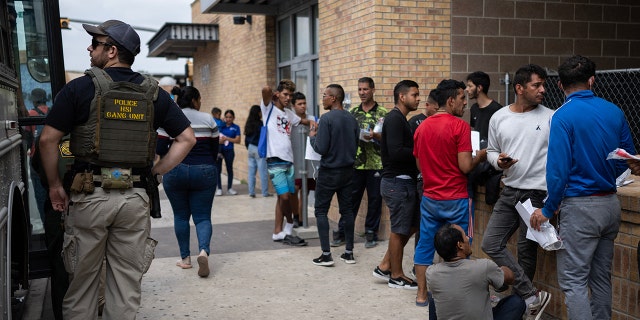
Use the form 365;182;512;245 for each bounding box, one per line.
139;182;426;320
25;179;428;319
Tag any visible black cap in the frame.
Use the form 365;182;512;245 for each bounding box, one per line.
31;88;47;103
83;20;140;56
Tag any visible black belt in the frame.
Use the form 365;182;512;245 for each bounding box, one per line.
94;181;145;188
267;157;286;163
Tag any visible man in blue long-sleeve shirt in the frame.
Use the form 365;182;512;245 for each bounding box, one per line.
309;84;359;266
531;55;635;320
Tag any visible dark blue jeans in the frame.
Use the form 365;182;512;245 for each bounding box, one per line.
428;294;525;320
163;163;217;258
216;149;235;190
337;169;381;238
315;166;354;253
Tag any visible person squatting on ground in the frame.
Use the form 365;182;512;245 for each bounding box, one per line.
481;64;553;320
261;79;314;246
159;86;219;278
531;55;635;320
412;79;487;308
217;109;241;195
333;77;387;248
39;20;195;319
244;105;272;198
309;84;359;266
371;80;421;294
427;223;525;320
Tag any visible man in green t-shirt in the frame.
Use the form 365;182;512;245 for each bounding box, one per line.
332;77;387;248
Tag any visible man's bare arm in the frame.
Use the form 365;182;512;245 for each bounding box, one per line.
262;86;273;106
458;149;487;174
39;125;67;211
500;266;515;285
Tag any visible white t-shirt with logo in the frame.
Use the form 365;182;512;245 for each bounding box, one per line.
260;100;301;163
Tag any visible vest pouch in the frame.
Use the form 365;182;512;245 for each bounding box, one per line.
100;167;133;189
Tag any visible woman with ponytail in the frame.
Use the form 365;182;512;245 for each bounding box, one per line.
156;86;219;277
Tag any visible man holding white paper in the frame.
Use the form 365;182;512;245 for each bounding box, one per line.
531;55;634;320
481;64;553;320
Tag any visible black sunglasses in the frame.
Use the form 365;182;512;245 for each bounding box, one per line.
91;38;114;50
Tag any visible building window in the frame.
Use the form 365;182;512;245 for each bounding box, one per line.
278;18;291;63
277;2;319;117
295;9;310;57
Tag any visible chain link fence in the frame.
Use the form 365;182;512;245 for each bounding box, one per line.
526;69;640;152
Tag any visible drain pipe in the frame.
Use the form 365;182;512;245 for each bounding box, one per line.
504;72;510;105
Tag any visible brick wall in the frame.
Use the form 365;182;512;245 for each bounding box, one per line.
473;184;640;319
451;0;640;106
319;0;451;108
191;1;276;189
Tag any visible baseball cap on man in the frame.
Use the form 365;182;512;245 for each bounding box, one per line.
83;20;140;56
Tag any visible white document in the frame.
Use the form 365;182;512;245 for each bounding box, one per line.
471;130;480;157
305;137;321;161
616;168;634;187
515;199;564;251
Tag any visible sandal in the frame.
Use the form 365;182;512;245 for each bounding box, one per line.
176;257;192;269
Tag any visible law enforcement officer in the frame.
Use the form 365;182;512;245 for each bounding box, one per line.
39;20;195;320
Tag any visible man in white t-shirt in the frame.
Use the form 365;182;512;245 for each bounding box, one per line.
261;79;315;246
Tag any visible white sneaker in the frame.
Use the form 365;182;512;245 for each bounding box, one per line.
215;189;222;196
227;188;238;195
525;290;551;320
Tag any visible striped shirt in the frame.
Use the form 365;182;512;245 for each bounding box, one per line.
157;108;219;165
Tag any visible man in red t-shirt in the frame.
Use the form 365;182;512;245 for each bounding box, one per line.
412;79;486;306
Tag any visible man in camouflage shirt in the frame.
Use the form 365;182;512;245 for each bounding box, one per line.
332;77;387;248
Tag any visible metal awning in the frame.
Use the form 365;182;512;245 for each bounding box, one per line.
147;23;219;59
200;0;287;15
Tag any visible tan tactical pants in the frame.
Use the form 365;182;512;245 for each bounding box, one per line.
62;187;156;320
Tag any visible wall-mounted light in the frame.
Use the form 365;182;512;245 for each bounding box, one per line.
233;15;252;25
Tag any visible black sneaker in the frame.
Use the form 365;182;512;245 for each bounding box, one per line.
331;230;344;247
364;231;378;248
340;252;356;264
282;235;308;246
388;276;418;290
312;253;334;266
372;266;391;281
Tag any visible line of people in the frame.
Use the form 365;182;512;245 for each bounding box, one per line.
297;54;633;320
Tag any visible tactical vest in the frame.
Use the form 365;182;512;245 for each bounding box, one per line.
70;67;159;168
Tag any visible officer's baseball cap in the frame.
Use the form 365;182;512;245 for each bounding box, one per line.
83;20;140;56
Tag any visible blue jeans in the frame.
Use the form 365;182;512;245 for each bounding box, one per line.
429;294;525;320
481;186;543;299
337;169;382;237
415;196;468;266
315;166;354;253
247;144;269;196
217;148;235;190
557;194;619;320
163;163;217;258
